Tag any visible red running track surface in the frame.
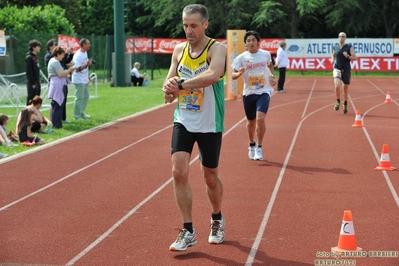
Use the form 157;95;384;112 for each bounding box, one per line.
1;77;398;266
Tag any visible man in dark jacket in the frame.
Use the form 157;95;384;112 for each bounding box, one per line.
26;40;42;105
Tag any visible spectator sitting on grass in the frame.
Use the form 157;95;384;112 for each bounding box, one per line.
16;96;52;134
131;62;146;86
0;114;18;145
18;109;45;145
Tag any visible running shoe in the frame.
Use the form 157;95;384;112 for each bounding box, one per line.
254;146;263;161
248;142;256;160
334;101;340;111
208;216;225;244
169;229;197;251
342;104;348;114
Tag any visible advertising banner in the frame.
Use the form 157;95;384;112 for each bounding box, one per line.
287;57;399;71
58;34;81;52
285;39;394;58
125;37;283;55
0;30;6;56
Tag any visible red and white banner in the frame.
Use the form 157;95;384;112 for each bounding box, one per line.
125;38;283;54
288;57;399;71
57;34;80;52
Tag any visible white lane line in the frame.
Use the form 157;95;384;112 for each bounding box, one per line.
301;79;317;118
66;83;312;264
0;125;173;212
367;80;399;106
354;81;399;208
0;104;170;165
245;79;318;265
65;114;247;265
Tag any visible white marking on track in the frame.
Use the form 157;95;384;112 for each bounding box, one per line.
245;79;318;265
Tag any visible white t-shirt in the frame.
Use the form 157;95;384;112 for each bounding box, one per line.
131;67;140;78
231;49;274;96
276;47;289;68
72;49;89;83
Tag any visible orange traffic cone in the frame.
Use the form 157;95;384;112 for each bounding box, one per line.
384;91;392;103
352;110;363;127
331;210;362;255
375;144;396;171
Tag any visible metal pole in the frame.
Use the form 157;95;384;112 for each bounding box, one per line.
114;0;126;87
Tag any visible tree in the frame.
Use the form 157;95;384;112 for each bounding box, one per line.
0;0;83;34
253;0;328;38
0;4;74;34
79;0;114;35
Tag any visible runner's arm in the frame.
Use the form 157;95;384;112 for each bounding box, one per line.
178;42;226;90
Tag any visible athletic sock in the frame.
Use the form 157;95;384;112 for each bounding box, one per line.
183;223;193;234
212;211;222;221
257;145;262;148
249;142;256;147
336;99;340;103
344;101;347;105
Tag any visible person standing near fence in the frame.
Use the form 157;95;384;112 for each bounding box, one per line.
274;41;289;93
45;38;75;123
72;38;93;120
25;40;42;105
48;46;76;128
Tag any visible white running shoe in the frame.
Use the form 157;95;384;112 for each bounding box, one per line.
208;216;225;244
248;145;256;160
0;153;9;159
169;229;197;251
254;146;263;160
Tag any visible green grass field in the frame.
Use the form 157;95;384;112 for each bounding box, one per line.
0;75;166;156
0;68;396;157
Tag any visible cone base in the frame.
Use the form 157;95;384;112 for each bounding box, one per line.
374;166;396;171
384;100;392;103
352;124;363;127
331;246;362;255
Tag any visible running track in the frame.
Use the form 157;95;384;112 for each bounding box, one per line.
1;77;398;266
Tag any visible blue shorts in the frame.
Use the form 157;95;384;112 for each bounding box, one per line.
243;93;271;120
171;122;222;168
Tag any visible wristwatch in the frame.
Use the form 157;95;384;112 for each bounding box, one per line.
177;79;185;90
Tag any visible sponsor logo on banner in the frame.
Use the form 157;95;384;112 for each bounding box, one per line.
259;39;283;54
287;57;399;71
286;39;393;58
57;34;80;52
125;38;282;54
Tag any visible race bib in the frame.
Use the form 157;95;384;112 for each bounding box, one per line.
248;72;265;90
179;88;204;112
